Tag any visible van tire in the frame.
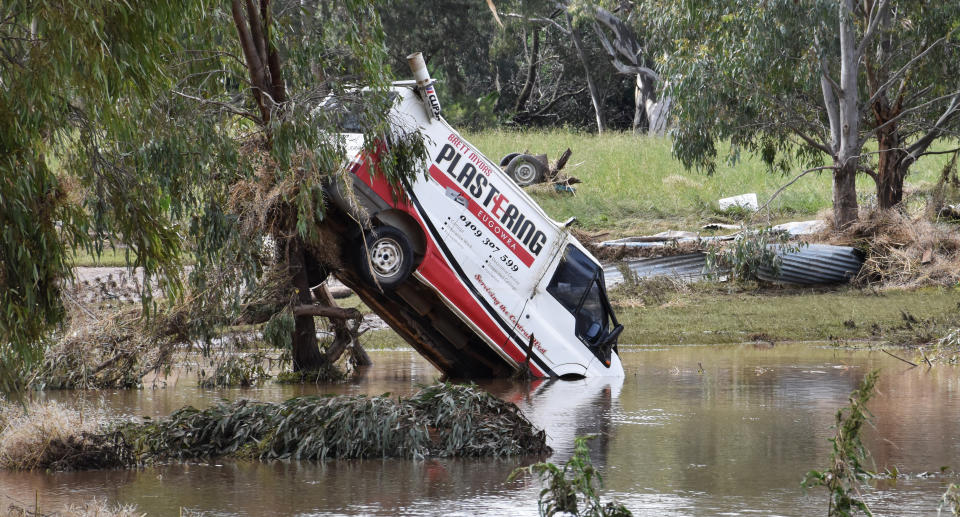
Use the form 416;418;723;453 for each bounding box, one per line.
505;154;546;187
359;225;415;290
499;152;521;167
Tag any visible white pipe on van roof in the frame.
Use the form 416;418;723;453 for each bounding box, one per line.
406;52;442;121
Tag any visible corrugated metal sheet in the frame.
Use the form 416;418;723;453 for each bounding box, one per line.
758;244;864;285
603;245;864;287
603;253;726;286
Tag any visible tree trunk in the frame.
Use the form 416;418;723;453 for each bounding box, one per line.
869;59;907;210
513;28;539;114
833;0;862;229
646;96;671;135
567;12;606;134
633;74;650;133
287;237;326;372
875;124;909;210
833;161;859;229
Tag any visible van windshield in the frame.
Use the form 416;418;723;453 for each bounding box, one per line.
546;244;617;347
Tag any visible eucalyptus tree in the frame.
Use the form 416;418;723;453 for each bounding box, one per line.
1;0;198;392
589;3;667;134
651;0;960;228
0;0;421;391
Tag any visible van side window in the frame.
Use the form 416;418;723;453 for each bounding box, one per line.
546;245;608;344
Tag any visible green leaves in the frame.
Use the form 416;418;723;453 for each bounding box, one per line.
802;369;880;517
120;383;548;463
1;0;430;390
1;0;202;391
510;435;631;517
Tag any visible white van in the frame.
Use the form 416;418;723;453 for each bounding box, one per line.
325;80;624;379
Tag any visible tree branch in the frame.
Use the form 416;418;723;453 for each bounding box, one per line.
861;90;960;147
863;28;956;109
753;166;837;218
260;0;286;105
172;90;261;123
856;0;888;58
820;58;841;153
245;0;269;73
514;27;539;113
293;304;363;321
858;165;878;181
501;12;569;35
917;146;960;157
231;0;268;122
904;92;960;158
523;88;586;120
792;127;834;156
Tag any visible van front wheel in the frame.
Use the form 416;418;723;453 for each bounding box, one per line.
360;225;414;290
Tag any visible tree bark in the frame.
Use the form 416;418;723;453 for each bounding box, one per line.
287;237;326;372
633;74;649;133
833;161;859;229
231;0;270;123
833;0;862;228
566;12;606;134
873;101;908;210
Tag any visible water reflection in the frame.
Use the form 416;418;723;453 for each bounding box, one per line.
2;345;960;516
483;376;622;461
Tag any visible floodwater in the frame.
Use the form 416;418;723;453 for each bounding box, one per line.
3;344;960;516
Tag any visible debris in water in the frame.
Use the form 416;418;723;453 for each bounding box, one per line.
121;383;549;465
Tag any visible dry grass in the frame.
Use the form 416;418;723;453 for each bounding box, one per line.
3;497;144;517
609;274;690;309
33;301;182;390
0;401;124;471
227;139;345;269
815;210;960;288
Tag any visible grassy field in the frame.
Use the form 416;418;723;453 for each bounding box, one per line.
463;130;953;236
70;247;137;267
348;284;960;350
610;282;959;345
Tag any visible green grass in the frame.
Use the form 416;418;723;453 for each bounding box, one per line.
612;283;960;345
70;246;198;267
70;247;137;267
348;281;959;349
463;129;954;236
359;328;414;350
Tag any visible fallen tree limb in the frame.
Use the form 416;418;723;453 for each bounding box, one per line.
292;304;362;320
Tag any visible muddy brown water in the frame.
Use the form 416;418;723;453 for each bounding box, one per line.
3;344;960;516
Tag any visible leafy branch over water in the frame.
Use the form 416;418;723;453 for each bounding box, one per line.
510;435;631;517
803;370;880;517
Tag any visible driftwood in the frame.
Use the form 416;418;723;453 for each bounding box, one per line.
882;349;918;367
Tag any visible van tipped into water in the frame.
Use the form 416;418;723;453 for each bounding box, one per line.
323;54;623;379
